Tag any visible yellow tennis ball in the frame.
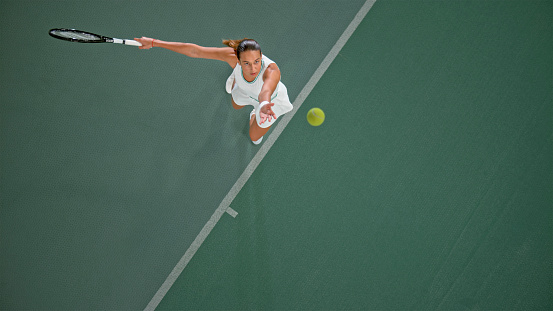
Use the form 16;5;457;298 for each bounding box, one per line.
307;108;325;126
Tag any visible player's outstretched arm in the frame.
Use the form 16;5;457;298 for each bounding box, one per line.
134;37;238;67
257;63;280;124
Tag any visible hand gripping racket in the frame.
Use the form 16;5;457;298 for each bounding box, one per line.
49;28;142;46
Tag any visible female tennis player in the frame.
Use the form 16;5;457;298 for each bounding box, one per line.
134;37;293;145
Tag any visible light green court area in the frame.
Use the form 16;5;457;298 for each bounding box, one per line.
1;0;552;310
0;1;366;309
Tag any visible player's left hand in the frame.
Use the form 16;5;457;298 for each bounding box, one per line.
259;103;276;124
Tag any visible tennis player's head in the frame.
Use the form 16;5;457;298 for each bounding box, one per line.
224;38;262;78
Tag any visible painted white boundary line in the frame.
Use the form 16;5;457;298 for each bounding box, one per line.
226;206;238;218
144;1;376;309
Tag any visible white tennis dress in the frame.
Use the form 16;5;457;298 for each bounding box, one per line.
229;55;293;128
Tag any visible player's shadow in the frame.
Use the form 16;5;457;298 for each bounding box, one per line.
191;73;257;169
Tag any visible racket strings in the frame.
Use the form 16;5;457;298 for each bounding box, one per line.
50;30;101;41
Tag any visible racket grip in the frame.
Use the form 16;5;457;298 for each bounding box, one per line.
113;38;142;46
124;39;142;46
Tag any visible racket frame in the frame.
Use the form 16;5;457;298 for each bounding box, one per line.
48;28;141;46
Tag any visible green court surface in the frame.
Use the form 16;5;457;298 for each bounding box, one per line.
1;0;552;310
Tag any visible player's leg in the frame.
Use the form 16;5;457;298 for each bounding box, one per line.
249;112;271;144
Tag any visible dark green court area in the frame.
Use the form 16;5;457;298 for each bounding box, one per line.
157;1;552;310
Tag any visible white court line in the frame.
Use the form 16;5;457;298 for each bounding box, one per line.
144;1;376;310
226;206;238;218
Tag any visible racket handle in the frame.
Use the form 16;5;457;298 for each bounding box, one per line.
113;38;142;46
124;39;142;46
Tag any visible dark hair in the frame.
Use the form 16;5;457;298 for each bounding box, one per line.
223;38;261;60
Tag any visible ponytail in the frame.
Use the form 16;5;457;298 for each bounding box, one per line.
223;38;261;60
222;38;246;50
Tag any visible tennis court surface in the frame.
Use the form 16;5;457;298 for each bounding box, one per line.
1;0;552;310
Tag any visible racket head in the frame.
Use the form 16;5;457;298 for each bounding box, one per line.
49;29;107;43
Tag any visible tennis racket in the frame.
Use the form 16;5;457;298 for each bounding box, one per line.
49;28;142;46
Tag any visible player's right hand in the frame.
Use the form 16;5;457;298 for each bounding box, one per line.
134;37;154;49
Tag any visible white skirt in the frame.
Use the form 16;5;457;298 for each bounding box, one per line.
232;82;293;128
